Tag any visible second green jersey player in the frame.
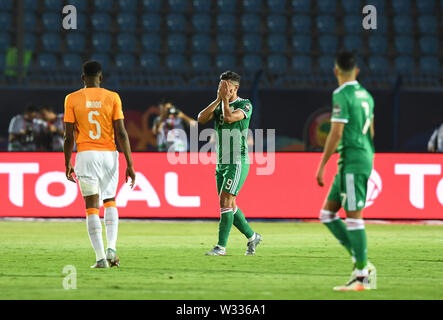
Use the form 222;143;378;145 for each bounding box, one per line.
316;52;377;292
198;71;262;256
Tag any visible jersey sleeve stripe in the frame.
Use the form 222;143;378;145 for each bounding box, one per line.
238;108;248;119
331;118;349;123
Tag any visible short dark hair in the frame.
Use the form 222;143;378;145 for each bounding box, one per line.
159;98;174;106
220;70;241;84
335;51;357;72
24;105;38;114
82;60;102;77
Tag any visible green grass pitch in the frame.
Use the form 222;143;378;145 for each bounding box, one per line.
0;220;442;300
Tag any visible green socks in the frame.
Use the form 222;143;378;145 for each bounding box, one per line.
218;208;234;247
233;207;255;239
320;210;353;257
346;218;368;270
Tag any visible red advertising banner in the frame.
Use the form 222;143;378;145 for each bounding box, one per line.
0;153;443;219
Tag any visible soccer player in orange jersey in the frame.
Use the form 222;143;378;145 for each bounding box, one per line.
64;61;136;269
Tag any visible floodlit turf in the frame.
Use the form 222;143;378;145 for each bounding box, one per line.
0;220;442;300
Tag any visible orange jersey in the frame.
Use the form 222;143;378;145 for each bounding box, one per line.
64;88;124;152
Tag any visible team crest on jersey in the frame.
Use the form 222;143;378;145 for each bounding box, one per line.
332;103;341;117
244;104;251;112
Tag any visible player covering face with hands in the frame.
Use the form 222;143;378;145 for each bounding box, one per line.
198;71;262;256
64;60;136;268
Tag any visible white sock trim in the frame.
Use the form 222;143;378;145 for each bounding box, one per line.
319;210;340;223
221;208;233;214
346;218;365;231
248;232;256;242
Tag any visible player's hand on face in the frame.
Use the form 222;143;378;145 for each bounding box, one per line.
126;166;136;189
316;166;325;187
65;163;76;183
219;81;232;100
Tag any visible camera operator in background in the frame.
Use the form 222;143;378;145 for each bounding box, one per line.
8;105;46;151
40;106;64;151
153;100;197;152
428;122;443;153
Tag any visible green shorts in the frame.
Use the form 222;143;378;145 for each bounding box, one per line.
327;172;370;212
216;163;249;196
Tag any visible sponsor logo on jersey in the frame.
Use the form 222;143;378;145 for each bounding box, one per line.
86;101;102;108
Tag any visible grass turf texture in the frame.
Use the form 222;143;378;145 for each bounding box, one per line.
0;221;442;300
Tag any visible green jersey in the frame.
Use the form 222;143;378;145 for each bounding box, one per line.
214;97;252;167
331;81;375;174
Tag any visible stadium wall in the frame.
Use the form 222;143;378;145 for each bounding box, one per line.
0;88;441;152
1;152;443;220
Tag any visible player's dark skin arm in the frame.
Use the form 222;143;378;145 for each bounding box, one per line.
316;122;345;187
114;119;136;188
64;122;76;183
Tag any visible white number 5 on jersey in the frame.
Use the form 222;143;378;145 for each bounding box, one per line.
88;111;101;140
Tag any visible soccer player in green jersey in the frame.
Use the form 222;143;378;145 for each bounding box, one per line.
316;52;377;291
198;71;262;256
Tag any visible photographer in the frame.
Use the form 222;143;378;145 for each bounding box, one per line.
153;100;197;152
8;105;46;151
428;122;443;153
40;106;64;151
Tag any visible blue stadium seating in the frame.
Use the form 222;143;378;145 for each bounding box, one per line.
24;33;36;51
292;35;311;53
192;34;211;53
142;14;162;32
267;15;287;32
117;34;137;52
344;15;362;34
417;0;435;14
419;36;438;55
62;54;82;71
418;15;437;34
217;34;236;53
0;0;12;10
318;0;336;13
243;54;263;71
94;0;114;12
193;0;212;12
192;14;211;31
318;35;337;54
191;54;211;70
143;0;162;11
68;0;88;12
119;0;138;12
217;14;237;32
316;15;335;33
141;34;161;52
140;53;160;69
291;0;311;12
217;0;237;12
268;34;287;53
267;55;287;74
76;13;87;30
0;33;10;52
91;53;111;70
373;15;388;33
38;54;58;71
167;14;186;32
24;13;37;31
318;55;334;73
292;55;312;72
267;0;287;12
167;34;187;53
0;54;4;71
343;35;363;53
117;13;137;31
393;15;412;34
341;0;361;13
44;0;63;11
419;56;439;75
241;14;261;32
392;0;410;13
291;15;311;33
395;36;414;55
24;0;39;11
365;0;385;12
216;54;236;70
91;13;111;31
0;12;11;30
394;56;415;75
243;34;262;52
42;33;61;53
368;55;389;74
66;33;85;53
169;0;188;12
116;54;135;70
243;0;263;12
92;33;112;52
166;54;187;70
42;13;61;31
368;35;387;54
